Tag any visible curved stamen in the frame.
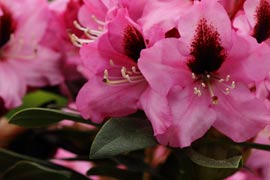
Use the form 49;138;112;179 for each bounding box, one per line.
91;15;106;26
103;66;144;85
70;33;94;47
73;20;102;39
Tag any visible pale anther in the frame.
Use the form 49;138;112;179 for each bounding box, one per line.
201;82;206;88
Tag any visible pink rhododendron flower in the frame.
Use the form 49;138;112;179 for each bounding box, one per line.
76;9;151;123
0;0;63;109
138;0;270;147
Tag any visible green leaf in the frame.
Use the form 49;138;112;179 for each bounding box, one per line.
90;117;157;159
1;161;71;180
186;148;242;169
9;107;96;128
87;166;142;180
6;90;68;118
0;148;89;180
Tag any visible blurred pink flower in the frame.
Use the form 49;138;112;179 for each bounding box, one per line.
52;148;92;177
0;0;63;109
138;0;270;147
42;0;88;82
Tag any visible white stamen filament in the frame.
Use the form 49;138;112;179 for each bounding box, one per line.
73;20;104;41
73;20;88;32
91;15;106;26
103;66;144;85
70;34;94;47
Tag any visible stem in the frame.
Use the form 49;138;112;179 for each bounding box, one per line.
193;139;270;151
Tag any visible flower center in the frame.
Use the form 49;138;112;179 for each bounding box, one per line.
253;0;270;43
192;73;236;104
102;25;146;85
187;18;229;104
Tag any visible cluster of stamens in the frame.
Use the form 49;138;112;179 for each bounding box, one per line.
70;15;105;47
192;73;236;104
103;60;144;85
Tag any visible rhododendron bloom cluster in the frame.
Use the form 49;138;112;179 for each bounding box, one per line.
76;0;270;148
4;0;270;179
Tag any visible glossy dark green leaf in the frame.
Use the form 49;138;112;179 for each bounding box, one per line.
9;108;96;127
6;90;68;118
186;148;242;169
90;117;157;159
1;161;71;180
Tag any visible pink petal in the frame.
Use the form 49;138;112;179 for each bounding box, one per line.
76;76;147;123
138;0;191;37
139;88;172;135
107;8;144;55
213;83;269;142
9;46;63;87
138;38;190;95
244;0;260;28
0;62;26;108
233;11;252;35
178;0;232;50
157;85;216;148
